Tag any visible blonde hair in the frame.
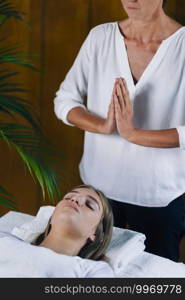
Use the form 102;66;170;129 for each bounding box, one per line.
34;184;114;261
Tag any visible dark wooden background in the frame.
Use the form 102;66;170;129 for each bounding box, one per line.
0;1;183;203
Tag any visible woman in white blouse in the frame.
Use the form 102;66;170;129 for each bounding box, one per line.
0;185;114;277
54;0;185;262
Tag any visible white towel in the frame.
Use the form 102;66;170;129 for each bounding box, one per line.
106;227;146;274
0;211;34;232
116;251;185;277
11;206;55;242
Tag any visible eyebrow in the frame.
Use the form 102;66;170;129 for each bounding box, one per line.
70;190;101;210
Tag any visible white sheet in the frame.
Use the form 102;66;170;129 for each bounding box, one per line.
0;210;185;277
117;251;185;277
0;232;114;278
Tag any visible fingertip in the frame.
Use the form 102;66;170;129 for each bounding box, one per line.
123;78;127;85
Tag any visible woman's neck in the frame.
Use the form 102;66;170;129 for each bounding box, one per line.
38;232;86;256
120;13;181;44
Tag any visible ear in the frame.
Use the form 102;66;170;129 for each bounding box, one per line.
88;232;96;242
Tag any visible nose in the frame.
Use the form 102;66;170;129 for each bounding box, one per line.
70;194;85;206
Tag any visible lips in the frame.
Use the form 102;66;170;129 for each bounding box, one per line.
63;202;79;212
127;7;138;10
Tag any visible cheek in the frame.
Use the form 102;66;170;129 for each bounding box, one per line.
85;211;102;228
50;203;65;224
53;200;66;214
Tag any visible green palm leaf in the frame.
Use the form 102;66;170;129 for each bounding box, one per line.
0;124;62;203
0;47;40;71
0;69;43;133
0;94;42;132
0;53;40;71
0;186;17;210
0;0;25;25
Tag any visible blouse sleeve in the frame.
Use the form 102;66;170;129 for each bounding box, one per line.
54;29;93;126
176;126;185;149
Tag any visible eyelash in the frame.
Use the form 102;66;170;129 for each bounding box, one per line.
86;202;94;210
65;195;95;210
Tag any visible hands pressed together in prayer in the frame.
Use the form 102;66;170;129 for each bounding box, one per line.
101;77;136;141
67;77;179;148
100;77;179;148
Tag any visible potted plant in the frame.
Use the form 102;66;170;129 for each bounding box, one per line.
0;0;61;210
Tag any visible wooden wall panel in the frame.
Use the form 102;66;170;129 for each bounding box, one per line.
40;0;90;198
174;0;185;23
91;0;127;26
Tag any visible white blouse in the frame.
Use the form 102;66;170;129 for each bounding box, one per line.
54;22;185;207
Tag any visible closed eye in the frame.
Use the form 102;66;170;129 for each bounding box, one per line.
63;197;71;201
86;200;95;210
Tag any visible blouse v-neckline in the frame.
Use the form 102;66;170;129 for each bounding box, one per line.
115;21;185;92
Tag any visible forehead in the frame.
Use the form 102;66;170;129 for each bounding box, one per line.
70;187;102;204
71;187;99;198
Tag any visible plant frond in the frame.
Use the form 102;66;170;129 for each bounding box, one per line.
0;94;42;132
0;124;62;203
0;0;25;24
0;105;14;118
0;54;40;71
0;41;41;71
0;186;17;210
